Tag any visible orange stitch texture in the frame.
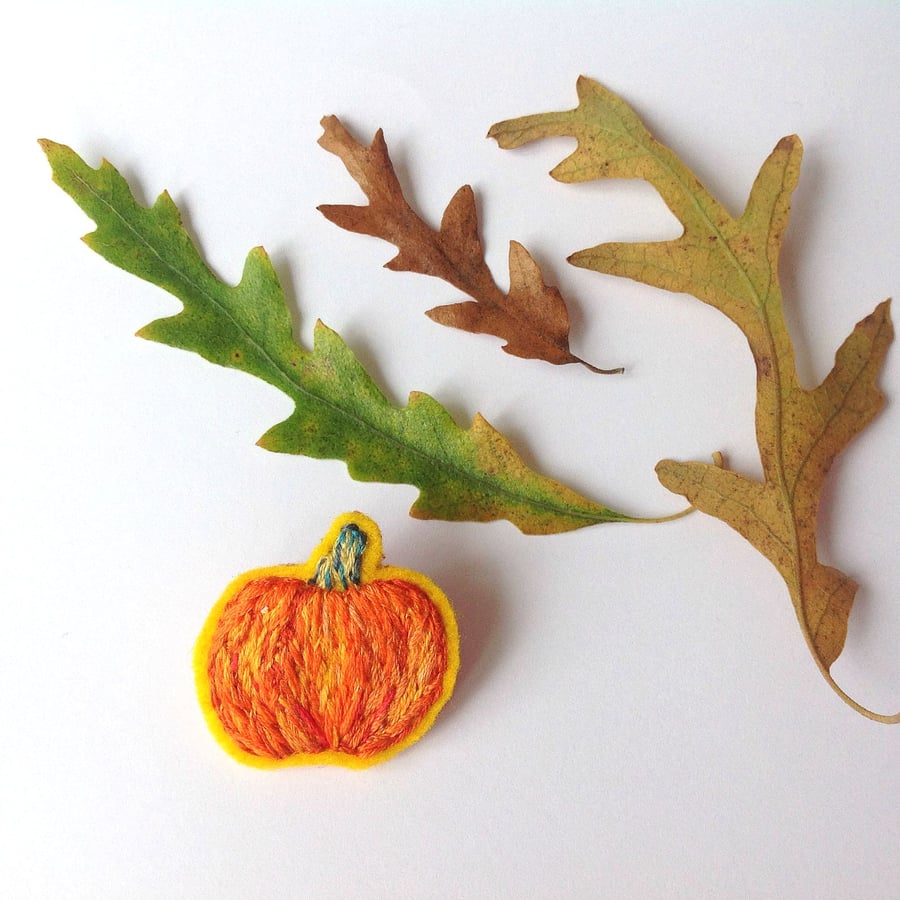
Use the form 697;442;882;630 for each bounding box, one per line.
207;576;449;758
196;512;459;767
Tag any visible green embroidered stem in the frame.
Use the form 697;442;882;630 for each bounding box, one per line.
310;523;368;590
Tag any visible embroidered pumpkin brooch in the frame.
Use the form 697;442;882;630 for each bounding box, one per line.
194;512;459;768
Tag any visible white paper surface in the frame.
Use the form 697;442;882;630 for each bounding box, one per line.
3;3;899;897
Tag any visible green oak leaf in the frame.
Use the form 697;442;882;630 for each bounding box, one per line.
40;139;649;535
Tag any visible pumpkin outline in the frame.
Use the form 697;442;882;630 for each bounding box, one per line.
194;511;460;769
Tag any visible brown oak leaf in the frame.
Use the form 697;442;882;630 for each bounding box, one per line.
317;115;621;374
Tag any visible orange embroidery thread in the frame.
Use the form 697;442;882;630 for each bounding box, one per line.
194;512;459;768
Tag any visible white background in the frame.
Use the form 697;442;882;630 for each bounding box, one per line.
3;2;899;897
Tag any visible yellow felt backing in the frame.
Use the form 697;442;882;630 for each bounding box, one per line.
193;511;460;769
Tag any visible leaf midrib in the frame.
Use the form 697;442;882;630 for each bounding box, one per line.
581;114;807;620
633;120;811;639
578;116;766;313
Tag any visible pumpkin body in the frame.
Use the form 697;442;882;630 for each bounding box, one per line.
195;513;459;768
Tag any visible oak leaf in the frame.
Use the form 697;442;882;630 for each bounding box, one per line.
40;139;646;535
318;116;621;373
490;76;898;721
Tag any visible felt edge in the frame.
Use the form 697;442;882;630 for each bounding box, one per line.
193;511;460;770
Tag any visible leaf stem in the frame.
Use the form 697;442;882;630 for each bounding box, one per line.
580;358;625;376
627;450;725;524
817;664;900;725
628;504;695;525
